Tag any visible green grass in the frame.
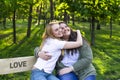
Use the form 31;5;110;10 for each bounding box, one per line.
77;22;120;80
0;20;120;80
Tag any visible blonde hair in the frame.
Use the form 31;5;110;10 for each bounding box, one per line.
40;21;60;48
42;21;59;40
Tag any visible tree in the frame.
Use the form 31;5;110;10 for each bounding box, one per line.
50;0;54;20
0;0;11;29
27;1;33;38
9;0;18;43
106;0;120;38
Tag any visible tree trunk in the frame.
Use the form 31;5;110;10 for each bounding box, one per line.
96;20;101;30
91;16;95;46
12;9;16;43
3;17;6;29
64;10;67;23
27;4;33;38
43;12;47;28
50;0;54;21
72;13;75;25
37;4;42;25
110;17;112;38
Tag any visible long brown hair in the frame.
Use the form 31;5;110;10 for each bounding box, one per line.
66;29;78;55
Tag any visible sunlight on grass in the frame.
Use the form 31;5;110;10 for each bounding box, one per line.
112;35;120;40
0;29;12;34
93;49;112;74
93;58;107;75
0;35;13;47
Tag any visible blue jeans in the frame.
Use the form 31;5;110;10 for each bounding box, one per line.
84;75;96;80
57;72;78;80
31;69;60;80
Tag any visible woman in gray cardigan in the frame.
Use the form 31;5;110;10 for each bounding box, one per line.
56;22;96;80
56;36;96;80
34;22;96;80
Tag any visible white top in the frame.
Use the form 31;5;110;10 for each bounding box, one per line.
34;38;66;73
61;50;79;66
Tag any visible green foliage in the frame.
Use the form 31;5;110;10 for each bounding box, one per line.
55;2;70;17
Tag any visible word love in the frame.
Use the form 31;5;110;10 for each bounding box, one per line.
10;61;27;69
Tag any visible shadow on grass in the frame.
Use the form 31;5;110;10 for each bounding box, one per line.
0;26;43;58
0;32;12;39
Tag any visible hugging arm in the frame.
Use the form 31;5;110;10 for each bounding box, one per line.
34;47;40;58
34;47;51;60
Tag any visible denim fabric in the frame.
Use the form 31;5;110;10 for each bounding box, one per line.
31;69;60;80
84;75;96;80
57;72;78;80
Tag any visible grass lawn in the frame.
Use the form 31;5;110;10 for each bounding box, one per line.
0;20;120;80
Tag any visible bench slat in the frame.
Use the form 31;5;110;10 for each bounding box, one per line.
0;56;36;75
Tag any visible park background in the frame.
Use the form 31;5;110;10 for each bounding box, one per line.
0;0;120;80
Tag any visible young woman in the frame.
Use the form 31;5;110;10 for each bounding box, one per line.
35;22;96;80
31;21;82;80
56;22;96;80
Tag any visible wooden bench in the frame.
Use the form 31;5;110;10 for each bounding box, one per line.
1;57;120;80
0;56;36;75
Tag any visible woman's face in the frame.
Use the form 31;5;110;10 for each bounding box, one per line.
59;23;71;37
59;23;67;34
64;27;71;36
51;23;63;38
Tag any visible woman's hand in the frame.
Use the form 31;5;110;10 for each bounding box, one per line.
38;51;52;60
59;67;74;75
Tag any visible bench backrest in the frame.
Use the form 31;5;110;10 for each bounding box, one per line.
0;56;36;75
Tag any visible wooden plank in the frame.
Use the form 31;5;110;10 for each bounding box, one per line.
0;56;36;75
